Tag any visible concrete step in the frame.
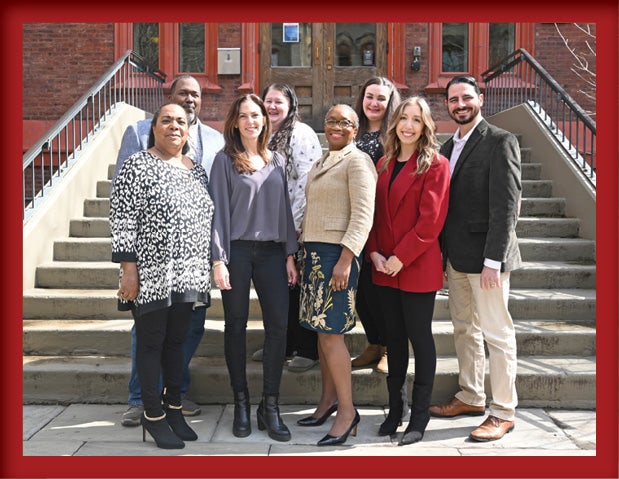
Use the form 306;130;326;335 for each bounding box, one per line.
84;179;555;218
516;217;580;238
35;260;595;290
23;288;596;321
522;180;553;198
68;216;582;241
518;238;595;262
22;354;596;408
23;319;596;358
521;163;542;180
509;261;595;288
52;236;595;263
519;197;565;217
96;162;544;201
69;218;109;237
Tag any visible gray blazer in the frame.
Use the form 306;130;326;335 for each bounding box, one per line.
440;119;522;273
112;118;224;181
301;143;377;257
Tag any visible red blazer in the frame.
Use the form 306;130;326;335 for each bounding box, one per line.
366;151;450;292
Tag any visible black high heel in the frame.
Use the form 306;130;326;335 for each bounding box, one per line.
297;401;338;427
141;414;185;449
317;409;360;446
165;406;198;441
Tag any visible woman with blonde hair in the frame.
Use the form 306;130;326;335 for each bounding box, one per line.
366;96;450;445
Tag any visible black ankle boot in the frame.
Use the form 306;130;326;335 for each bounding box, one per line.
233;389;251;438
141;414;185;449
256;394;291;442
379;376;405;436
399;381;433;446
165;406;198;441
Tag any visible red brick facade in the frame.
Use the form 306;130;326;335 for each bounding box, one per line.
23;22;596;130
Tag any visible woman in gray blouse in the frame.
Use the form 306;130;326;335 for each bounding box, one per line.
208;94;298;442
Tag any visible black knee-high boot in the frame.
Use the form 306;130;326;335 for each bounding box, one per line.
399;381;433;445
379;376;406;436
257;394;291;442
233;389;251;438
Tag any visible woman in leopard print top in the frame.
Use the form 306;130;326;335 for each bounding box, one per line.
110;103;213;449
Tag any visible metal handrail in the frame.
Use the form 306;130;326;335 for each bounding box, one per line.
482;48;596;188
23;50;167;221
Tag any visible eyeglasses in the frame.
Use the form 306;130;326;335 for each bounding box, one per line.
325;119;355;129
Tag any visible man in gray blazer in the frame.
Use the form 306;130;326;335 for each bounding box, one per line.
429;76;521;442
113;75;224;426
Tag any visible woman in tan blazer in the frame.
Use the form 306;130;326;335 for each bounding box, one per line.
298;104;377;446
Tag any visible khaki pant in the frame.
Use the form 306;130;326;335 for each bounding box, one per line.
446;261;518;421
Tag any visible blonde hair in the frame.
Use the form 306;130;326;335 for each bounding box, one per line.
381;96;438;175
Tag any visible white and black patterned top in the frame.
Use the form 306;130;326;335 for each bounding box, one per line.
110;150;214;317
356;130;384;165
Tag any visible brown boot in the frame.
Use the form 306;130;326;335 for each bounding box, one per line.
351;344;382;367
376;347;388;374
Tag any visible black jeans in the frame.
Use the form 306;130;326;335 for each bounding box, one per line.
355;258;386;345
222;240;289;396
286;284;318;360
377;286;437;388
135;302;193;417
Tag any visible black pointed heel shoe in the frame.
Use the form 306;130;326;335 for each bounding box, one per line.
165;406;198;441
297;401;338;427
141;414;185;449
317;409;360;446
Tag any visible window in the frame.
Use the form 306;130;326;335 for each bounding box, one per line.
116;23;220;91
427;22;533;92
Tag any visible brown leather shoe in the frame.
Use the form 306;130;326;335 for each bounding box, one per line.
351;344;382;367
428;397;485;417
469;415;515;441
375;347;388;374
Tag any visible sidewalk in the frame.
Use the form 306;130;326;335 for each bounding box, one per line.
23;403;595;456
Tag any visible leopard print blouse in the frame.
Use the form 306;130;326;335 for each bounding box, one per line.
110;150;214;317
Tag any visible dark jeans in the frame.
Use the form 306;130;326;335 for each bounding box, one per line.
287;285;318;360
135;302;193;417
377;286;437;388
128;306;206;405
355;258;386;346
222;240;289;396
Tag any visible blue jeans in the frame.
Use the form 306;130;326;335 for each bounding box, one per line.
128;306;206;405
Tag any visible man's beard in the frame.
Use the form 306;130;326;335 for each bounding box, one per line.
450;107;479;125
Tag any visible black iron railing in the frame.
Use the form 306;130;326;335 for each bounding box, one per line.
23;50;166;221
482;48;596;189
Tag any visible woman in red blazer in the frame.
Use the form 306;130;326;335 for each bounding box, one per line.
366;96;450;445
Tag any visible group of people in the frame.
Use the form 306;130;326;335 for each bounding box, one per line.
109;73;522;450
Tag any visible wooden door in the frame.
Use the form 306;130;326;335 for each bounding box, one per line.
259;23;387;131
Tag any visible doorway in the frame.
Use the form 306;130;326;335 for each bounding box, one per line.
259;23;387;131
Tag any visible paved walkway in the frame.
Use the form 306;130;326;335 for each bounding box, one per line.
24;403;595;456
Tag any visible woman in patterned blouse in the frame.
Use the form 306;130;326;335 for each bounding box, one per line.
110;103;214;450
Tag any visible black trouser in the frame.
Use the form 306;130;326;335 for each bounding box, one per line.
286;284;318;360
135;302;193;417
355;258;386;346
377;287;437;390
222;240;289;396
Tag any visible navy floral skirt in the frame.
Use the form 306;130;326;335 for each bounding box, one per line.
299;242;360;334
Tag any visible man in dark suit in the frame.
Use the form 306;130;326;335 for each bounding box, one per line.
112;75;224;426
429;75;521;442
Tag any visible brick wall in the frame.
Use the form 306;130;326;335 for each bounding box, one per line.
534;23;596;116
23;23;115;122
23;22;596;129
